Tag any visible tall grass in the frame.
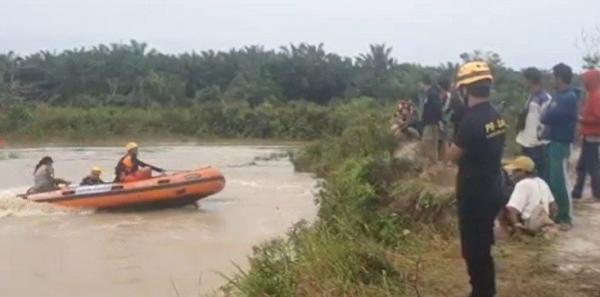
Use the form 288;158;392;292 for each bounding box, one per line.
0;98;387;143
223;107;457;297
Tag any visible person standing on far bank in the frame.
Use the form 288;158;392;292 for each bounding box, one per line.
447;61;506;297
420;75;443;166
541;63;579;231
439;77;466;142
572;69;600;202
516;67;551;181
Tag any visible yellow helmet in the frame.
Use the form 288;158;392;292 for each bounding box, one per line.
456;61;494;87
126;142;139;151
92;166;102;173
504;156;535;173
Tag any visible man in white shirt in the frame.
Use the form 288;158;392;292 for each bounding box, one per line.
516;68;551;181
503;156;557;235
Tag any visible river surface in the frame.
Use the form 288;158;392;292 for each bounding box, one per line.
0;146;317;297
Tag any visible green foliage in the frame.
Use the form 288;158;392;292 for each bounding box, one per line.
0;100;386;141
579;27;600;69
225;239;298;297
225;222;406;297
0;41;416;106
226;106;455;297
1;41;530;110
291;104;397;175
2;43;533;150
390;179;456;232
0;104;32;131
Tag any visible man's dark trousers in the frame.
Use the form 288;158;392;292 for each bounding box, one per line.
572;139;600;199
460;217;496;297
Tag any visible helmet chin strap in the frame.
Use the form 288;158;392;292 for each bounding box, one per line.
458;86;469;107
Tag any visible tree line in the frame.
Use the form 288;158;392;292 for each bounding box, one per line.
0;41;530;109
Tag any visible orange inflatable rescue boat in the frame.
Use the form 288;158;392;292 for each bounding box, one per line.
19;167;225;210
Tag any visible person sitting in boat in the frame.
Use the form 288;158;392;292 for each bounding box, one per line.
28;156;70;194
114;142;165;183
80;166;105;186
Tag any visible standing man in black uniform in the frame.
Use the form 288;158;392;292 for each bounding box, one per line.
447;61;506;297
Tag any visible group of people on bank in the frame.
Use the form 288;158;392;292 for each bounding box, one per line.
28;142;165;194
391;77;465;164
394;60;600;297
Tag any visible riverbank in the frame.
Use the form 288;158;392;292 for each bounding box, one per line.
221;117;600;297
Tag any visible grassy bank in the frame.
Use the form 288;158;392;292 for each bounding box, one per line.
0;98;389;144
222;112;457;297
221;109;598;297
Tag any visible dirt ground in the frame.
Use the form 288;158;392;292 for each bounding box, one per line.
411;190;600;297
408;147;600;297
552;201;600;296
557;202;600;274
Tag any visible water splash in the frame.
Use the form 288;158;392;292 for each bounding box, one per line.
0;188;93;218
228;180;263;188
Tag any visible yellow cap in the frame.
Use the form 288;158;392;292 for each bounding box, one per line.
92;166;102;173
126;142;139;151
456;61;494;87
504;156;535;173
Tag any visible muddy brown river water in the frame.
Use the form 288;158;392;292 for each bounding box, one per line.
0;146;317;297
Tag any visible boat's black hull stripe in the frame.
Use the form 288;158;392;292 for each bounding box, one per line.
32;176;225;203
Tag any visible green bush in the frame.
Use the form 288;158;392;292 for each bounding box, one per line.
225;239;298;297
291;110;396;175
225;222;406;297
0;99;392;142
225;99;460;297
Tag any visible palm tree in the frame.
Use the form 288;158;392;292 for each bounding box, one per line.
459;50;504;68
0;51;22;89
357;44;395;74
579;27;600;69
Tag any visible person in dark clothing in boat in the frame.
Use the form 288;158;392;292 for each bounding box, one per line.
114;142;165;182
80;166;106;186
28;156;70;194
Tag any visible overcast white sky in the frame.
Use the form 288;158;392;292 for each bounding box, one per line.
1;0;599;69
